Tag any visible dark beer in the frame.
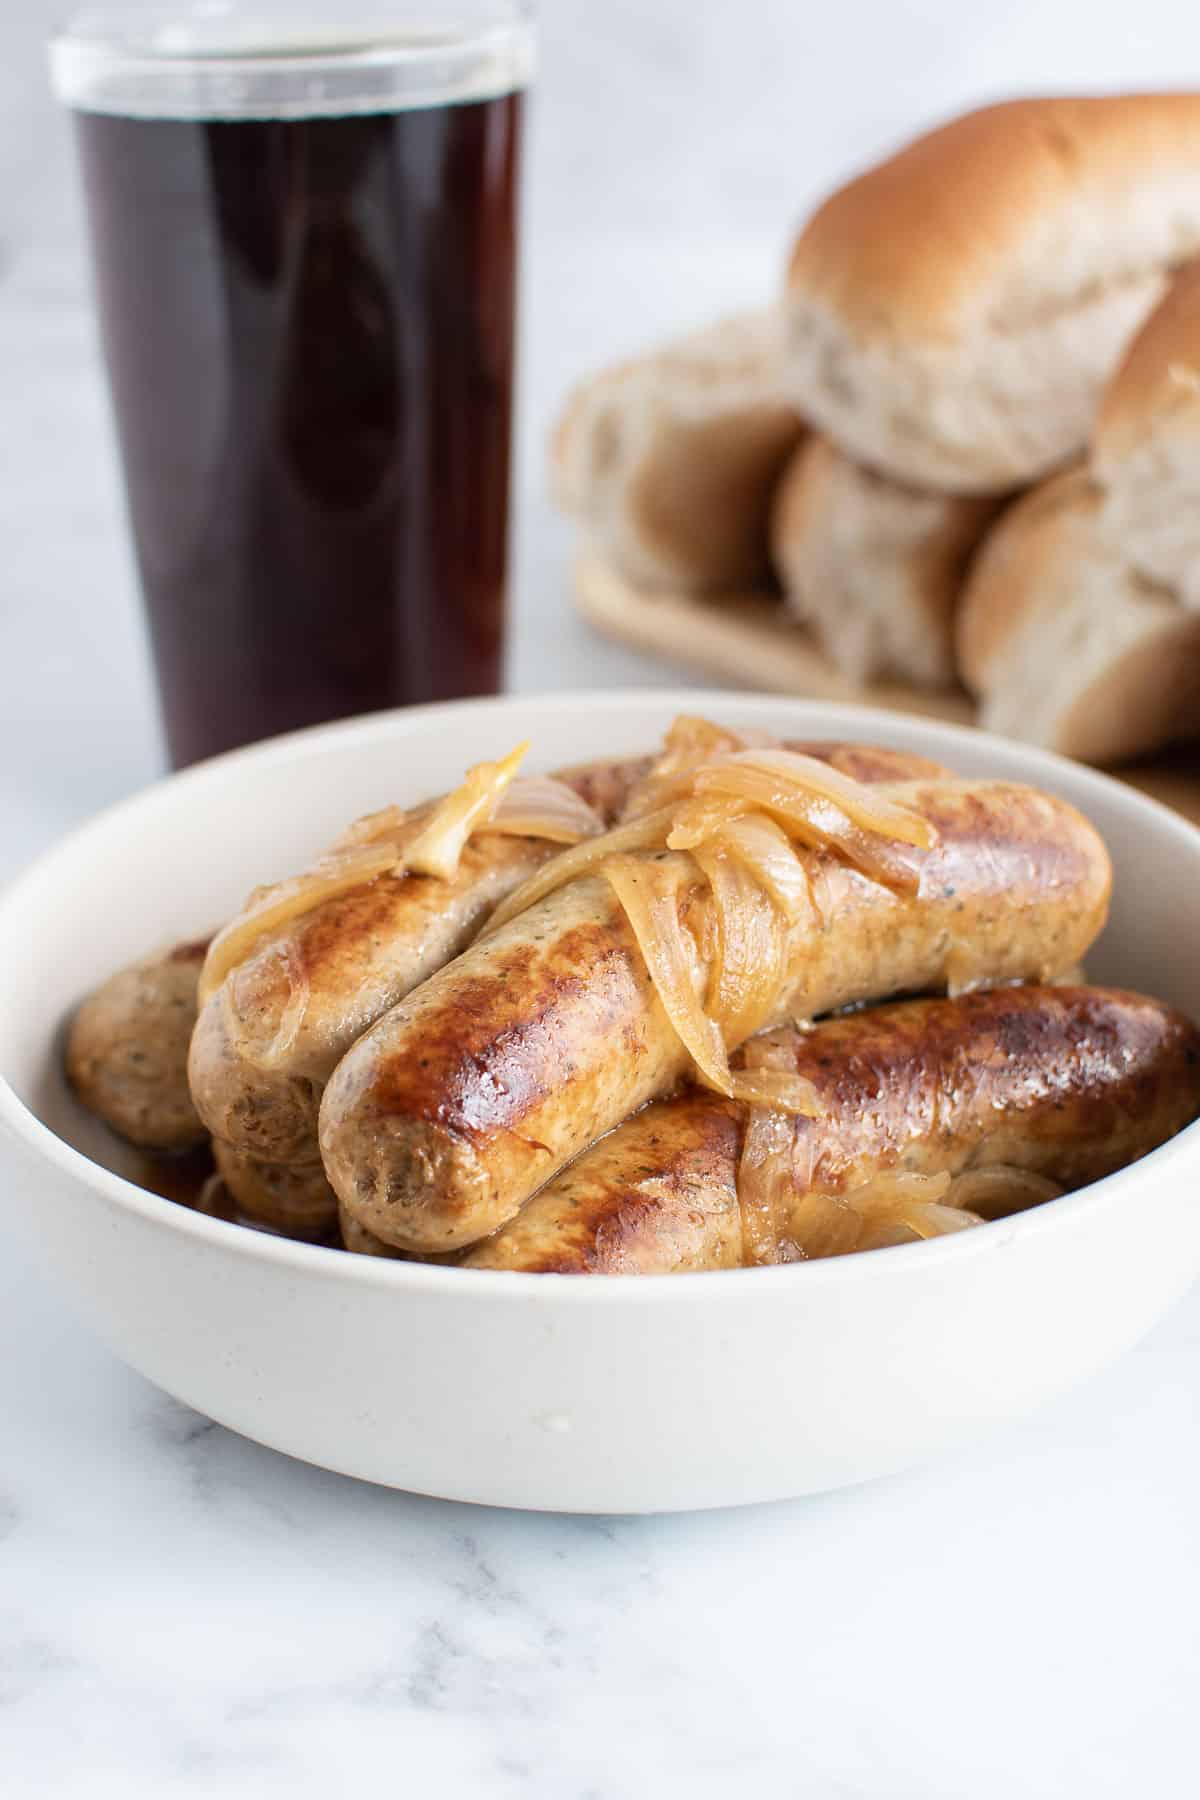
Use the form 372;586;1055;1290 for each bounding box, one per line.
70;87;522;765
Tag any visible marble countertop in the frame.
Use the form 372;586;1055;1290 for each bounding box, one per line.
5;16;1200;1787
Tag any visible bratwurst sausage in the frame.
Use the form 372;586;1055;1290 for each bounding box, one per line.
189;742;943;1168
462;987;1200;1272
322;781;1112;1253
187;755;653;1167
66;938;211;1151
211;1141;338;1239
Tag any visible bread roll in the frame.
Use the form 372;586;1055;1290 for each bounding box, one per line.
770;436;1002;686
551;310;804;591
1093;257;1200;605
785;95;1200;495
956;467;1200;764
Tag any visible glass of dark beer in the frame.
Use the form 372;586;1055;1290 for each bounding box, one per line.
51;4;531;767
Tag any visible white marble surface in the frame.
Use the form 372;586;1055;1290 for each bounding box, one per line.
4;3;1200;1794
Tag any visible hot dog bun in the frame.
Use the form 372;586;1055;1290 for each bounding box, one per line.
550;310;804;591
1092;257;1200;606
956;466;1200;764
785;95;1200;493
769;436;1003;686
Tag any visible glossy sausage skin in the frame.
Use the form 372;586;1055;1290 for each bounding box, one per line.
463;988;1200;1272
322;781;1112;1253
187;756;654;1167
66;939;211;1151
188;744;942;1167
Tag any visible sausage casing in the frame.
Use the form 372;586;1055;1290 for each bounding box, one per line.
212;1141;338;1239
187;756;653;1166
66;939;211;1152
189;744;943;1167
464;987;1200;1272
321;780;1112;1252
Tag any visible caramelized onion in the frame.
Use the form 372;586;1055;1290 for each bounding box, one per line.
602;854;731;1094
203;744;562;1003
336;770;603;857
480;807;676;936
735;1030;826;1265
243;940;312;1070
666;792;749;850
702;750;937;846
945;1166;1065;1220
855;1219;923;1250
728;1068;821;1116
405;741;529;880
693;841;784;1047
785;1190;865;1258
905;1203;985;1236
199;843;399;1003
737;1103;799;1266
485;775;605;845
843;1170;983;1248
847;1169;954;1210
620;715;762;819
707;814;819;925
693;752;935;893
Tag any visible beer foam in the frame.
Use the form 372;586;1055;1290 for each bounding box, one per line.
51;7;534;119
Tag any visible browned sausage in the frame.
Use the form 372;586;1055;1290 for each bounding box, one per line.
463;987;1200;1272
187;756;651;1166
321;781;1112;1253
189;743;943;1167
212;1141;338;1239
66;938;211;1151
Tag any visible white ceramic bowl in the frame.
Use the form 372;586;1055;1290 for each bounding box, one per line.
3;692;1200;1513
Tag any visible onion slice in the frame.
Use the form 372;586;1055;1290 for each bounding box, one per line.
944;1165;1065;1220
735;1031;825;1265
728;1067;821;1116
700;750;937;847
693;753;935;893
666;792;749;850
405;741;530;880
707;813;819;925
199;843;400;1004
841;1170;983;1249
602;853;730;1095
737;1104;800;1265
484;775;605;844
692;841;784;1048
480;807;677;936
620;714;763;819
244;940;312;1070
784;1190;865;1259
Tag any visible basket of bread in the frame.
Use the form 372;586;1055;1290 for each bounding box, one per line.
557;94;1200;774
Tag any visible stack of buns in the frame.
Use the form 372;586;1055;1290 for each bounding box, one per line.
553;94;1200;765
550;309;803;591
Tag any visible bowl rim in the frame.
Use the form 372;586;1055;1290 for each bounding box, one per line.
3;686;1199;1305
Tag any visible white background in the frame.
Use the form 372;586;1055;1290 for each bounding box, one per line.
3;5;1200;1795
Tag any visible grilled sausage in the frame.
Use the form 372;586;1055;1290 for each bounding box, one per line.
322;781;1112;1253
189;743;944;1167
212;1141;338;1239
187;756;654;1167
463;987;1200;1272
66;939;211;1151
